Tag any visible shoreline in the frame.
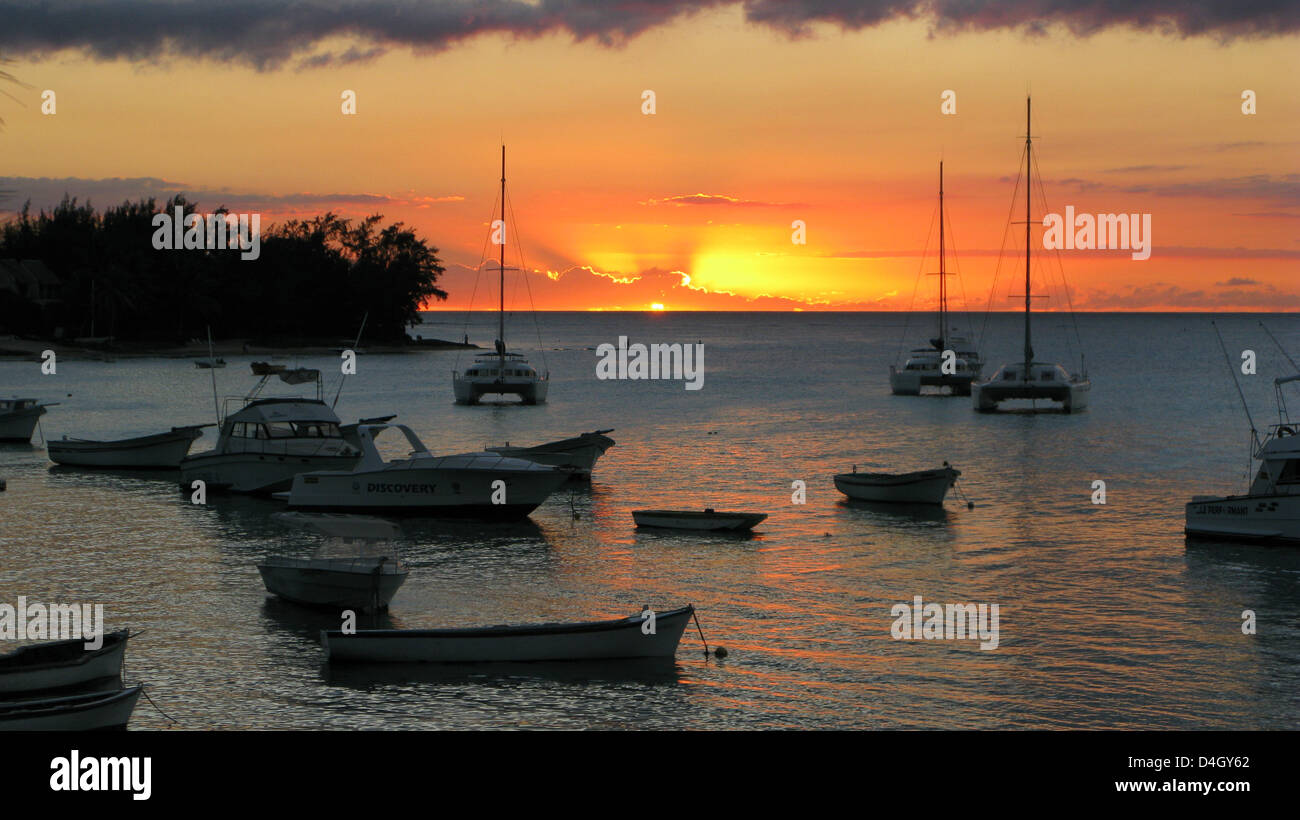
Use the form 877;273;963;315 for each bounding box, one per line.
0;337;480;362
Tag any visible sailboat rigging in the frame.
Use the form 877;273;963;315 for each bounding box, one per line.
452;146;549;405
890;161;983;396
972;97;1091;413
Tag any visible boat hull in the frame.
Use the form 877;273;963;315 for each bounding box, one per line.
973;379;1090;412
487;431;614;478
180;451;361;494
285;463;570;520
1185;494;1300;545
48;428;202;469
322;606;693;663
0;686;142;730
834;468;958;505
632;510;767;531
889;367;979;396
0;405;47;443
453;375;548;405
258;559;408;612
0;630;130;696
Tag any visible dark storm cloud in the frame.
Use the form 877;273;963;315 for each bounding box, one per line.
0;1;1295;70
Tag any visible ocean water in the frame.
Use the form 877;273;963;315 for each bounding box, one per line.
1;311;1298;730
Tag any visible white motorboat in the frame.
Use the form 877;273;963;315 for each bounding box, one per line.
48;425;208;468
179;398;362;494
321;605;694;663
282;423;570;520
1186;350;1300;544
973;97;1090;413
0;397;55;443
0;629;130;696
0;685;142;730
258;512;409;613
891;162;983;396
452;146;549;405
486;429;615;479
632;509;767;531
834;464;960;505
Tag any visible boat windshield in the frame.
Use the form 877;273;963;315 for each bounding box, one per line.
230;421;343;439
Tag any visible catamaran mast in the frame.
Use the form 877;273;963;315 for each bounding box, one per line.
938;161;946;350
499;144;506;368
1023;97;1034;378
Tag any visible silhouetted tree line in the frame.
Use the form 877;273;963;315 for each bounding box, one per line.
0;195;447;343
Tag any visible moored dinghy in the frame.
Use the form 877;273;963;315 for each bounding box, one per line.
48;425;209;469
0;397;56;443
321;605;694;663
632;509;767;531
834;464;960;505
0;629;131;696
0;686;143;730
258;512;409;612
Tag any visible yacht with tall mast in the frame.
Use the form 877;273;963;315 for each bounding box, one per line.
890;161;983;396
452;146;549;405
972;98;1090;413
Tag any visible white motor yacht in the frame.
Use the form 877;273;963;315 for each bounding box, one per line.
282;423;570;520
1186;368;1300;545
180;398;362;494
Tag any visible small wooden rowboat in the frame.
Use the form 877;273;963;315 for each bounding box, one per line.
258;513;409;613
48;426;208;469
0;686;142;730
322;605;694;664
0;629;130;696
833;465;960;505
632;509;767;531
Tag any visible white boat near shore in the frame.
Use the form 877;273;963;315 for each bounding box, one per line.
0;629;130;696
833;465;960;505
0;397;55;443
48;425;208;469
0;686;142;730
321;605;694;663
632;509;767;531
486;429;615;478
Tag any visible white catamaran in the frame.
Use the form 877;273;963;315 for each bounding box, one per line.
972;98;1090;413
891;161;983;396
452;146;549;405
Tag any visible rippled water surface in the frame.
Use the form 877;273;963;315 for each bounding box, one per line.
2;312;1298;729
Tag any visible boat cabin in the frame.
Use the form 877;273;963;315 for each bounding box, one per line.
0;398;41;413
1249;426;1300;497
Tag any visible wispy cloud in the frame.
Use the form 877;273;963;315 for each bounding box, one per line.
642;193;801;208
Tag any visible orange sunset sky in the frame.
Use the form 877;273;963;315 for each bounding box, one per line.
1;1;1297;311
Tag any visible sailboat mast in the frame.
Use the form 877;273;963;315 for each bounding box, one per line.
938;161;946;349
1023;96;1033;377
499;144;506;366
